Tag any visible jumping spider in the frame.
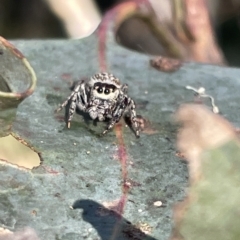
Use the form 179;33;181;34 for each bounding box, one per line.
55;72;140;137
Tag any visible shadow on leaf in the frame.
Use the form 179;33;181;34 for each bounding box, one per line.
72;199;157;240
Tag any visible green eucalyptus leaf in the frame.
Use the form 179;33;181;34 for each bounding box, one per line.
1;33;240;240
0;37;36;136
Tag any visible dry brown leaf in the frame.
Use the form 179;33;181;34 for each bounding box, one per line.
176;104;237;182
0;228;40;240
170;104;240;240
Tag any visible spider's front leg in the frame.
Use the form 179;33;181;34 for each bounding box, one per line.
55;86;79;113
78;82;88;109
76;82;88;112
128;98;140;138
55;81;87;128
102;118;118;136
65;97;78;128
67;82;89;127
102;100;125;136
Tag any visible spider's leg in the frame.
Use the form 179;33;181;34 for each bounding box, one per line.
74;82;88;111
102;103;124;135
121;84;128;94
76;92;87;111
55;91;75;113
63;83;82;128
80;82;88;106
55;83;82;113
102;118;118;135
128;98;140;138
66;92;79;128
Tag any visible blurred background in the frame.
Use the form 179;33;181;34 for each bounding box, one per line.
0;0;240;66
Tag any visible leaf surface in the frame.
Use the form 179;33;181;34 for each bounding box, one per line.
1;34;240;239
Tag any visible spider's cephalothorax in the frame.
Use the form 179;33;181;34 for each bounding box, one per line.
55;72;140;137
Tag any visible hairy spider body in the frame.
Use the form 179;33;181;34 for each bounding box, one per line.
56;72;140;137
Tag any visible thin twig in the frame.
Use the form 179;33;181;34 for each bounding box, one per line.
186;85;219;113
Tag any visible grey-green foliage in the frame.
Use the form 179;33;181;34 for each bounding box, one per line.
1;34;240;240
179;140;240;240
0;38;36;137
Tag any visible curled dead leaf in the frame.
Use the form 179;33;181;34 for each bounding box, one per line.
0;36;37;137
0;37;37;100
150;56;182;72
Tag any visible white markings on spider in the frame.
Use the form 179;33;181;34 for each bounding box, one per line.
55;72;140;137
186;86;219;113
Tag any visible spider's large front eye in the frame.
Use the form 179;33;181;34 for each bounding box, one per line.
97;88;103;93
104;89;110;94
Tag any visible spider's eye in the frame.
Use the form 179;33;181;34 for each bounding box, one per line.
104;89;110;94
97;88;103;93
